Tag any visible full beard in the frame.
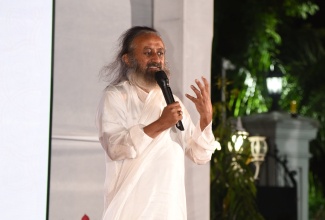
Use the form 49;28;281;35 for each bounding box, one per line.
127;58;170;92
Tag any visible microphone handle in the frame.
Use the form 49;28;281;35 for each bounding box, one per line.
176;117;185;131
165;86;184;131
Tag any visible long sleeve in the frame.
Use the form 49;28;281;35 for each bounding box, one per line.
184;121;219;164
171;99;219;165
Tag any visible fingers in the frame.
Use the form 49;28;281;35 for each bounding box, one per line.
167;102;182;110
186;76;210;101
195;79;204;94
185;93;195;102
157;102;184;131
185;76;213;128
201;76;210;94
165;102;183;119
195;77;210;96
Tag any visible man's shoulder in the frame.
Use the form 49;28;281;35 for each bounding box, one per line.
105;81;132;92
103;81;134;100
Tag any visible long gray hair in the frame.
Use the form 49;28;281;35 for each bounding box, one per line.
99;26;159;85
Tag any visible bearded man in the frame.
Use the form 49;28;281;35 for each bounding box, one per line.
96;26;219;220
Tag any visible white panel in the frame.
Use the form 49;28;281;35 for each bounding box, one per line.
53;0;131;136
0;1;52;219
154;0;214;219
183;0;214;122
131;0;153;27
153;0;184;99
50;0;131;219
49;139;105;220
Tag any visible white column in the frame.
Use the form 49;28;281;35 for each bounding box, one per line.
276;117;318;220
154;1;214;219
242;112;319;220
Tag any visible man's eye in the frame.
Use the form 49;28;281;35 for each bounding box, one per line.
144;51;151;56
158;52;164;56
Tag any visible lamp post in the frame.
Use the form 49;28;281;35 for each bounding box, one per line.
266;64;284;111
227;118;269;180
221;58;235;125
248;136;268;179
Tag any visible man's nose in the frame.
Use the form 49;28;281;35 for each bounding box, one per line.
150;52;160;62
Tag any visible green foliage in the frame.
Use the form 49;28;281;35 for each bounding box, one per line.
211;0;325;218
210;117;264;220
227;69;268;116
284;0;319;19
278;4;325;215
309;172;325;219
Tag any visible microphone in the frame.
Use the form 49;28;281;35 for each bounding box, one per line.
155;71;184;131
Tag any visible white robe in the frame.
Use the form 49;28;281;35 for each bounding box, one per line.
97;81;218;220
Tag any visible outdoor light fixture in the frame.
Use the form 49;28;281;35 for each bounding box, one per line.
266;64;284;111
248;136;268;179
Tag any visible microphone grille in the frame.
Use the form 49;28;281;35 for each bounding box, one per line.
155;71;168;82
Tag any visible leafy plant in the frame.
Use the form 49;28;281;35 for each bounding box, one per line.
210;116;264;220
210;0;324;219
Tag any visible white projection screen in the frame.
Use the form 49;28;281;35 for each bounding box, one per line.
0;1;52;219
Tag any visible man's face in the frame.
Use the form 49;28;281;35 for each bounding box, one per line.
126;33;166;89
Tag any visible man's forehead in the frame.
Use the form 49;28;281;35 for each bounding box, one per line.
133;33;165;48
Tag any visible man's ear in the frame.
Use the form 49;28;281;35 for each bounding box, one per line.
122;54;130;66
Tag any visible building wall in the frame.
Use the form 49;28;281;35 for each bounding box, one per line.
50;0;214;219
50;1;131;219
154;1;214;219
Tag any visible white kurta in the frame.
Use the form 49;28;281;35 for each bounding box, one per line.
97;81;217;220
